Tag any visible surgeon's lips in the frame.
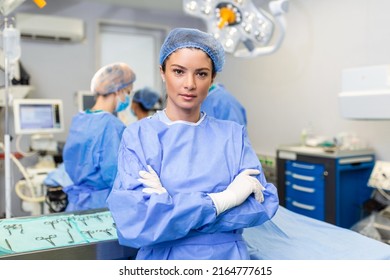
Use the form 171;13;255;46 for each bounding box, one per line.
179;93;197;101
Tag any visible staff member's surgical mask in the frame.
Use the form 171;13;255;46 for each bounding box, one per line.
116;95;130;112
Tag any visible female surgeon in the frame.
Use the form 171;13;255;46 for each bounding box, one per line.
107;28;279;260
62;62;136;212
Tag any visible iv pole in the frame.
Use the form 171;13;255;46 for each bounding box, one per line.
3;18;14;218
2;16;21;218
0;1;45;219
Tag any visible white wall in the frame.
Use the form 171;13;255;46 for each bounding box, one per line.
218;0;390;160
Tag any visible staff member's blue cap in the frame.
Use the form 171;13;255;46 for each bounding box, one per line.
133;87;160;110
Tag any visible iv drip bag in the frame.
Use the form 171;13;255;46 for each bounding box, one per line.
3;25;21;62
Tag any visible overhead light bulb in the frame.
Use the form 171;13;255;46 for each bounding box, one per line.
186;0;198;11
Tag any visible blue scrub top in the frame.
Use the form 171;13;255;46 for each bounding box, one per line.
107;110;279;260
201;83;247;126
63;111;126;212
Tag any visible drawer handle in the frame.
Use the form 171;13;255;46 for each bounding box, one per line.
339;156;374;165
292;201;315;211
292;184;315;193
292;163;316;170
292;173;315;181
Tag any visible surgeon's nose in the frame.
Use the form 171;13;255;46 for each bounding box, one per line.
184;74;196;90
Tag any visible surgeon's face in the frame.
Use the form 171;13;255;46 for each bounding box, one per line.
161;48;214;122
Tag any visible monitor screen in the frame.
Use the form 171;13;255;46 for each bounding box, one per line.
76;90;95;112
13;99;64;135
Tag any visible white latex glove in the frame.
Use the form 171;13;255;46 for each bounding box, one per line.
208;169;265;215
138;165;167;194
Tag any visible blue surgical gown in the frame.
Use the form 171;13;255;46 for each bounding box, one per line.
201;83;247;126
107;110;279;260
63;111;125;212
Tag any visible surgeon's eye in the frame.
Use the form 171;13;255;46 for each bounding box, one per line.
173;69;184;75
196;71;209;79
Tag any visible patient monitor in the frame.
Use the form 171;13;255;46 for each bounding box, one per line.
13;98;64;153
12;98;65;215
13;98;64;134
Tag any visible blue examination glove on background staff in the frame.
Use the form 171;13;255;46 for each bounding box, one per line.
44;163;73;187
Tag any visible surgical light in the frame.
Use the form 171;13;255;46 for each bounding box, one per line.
183;0;289;58
0;0;46;16
0;0;25;16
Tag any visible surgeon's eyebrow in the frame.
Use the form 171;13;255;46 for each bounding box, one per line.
170;64;211;72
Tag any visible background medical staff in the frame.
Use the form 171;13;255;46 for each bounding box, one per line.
130;87;161;120
107;28;279;260
201;83;247;127
62;62;136;212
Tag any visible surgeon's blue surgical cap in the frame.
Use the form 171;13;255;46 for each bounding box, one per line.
90;62;136;95
159;28;225;72
133;87;160;110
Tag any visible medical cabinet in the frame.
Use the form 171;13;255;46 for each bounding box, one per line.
276;145;375;228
